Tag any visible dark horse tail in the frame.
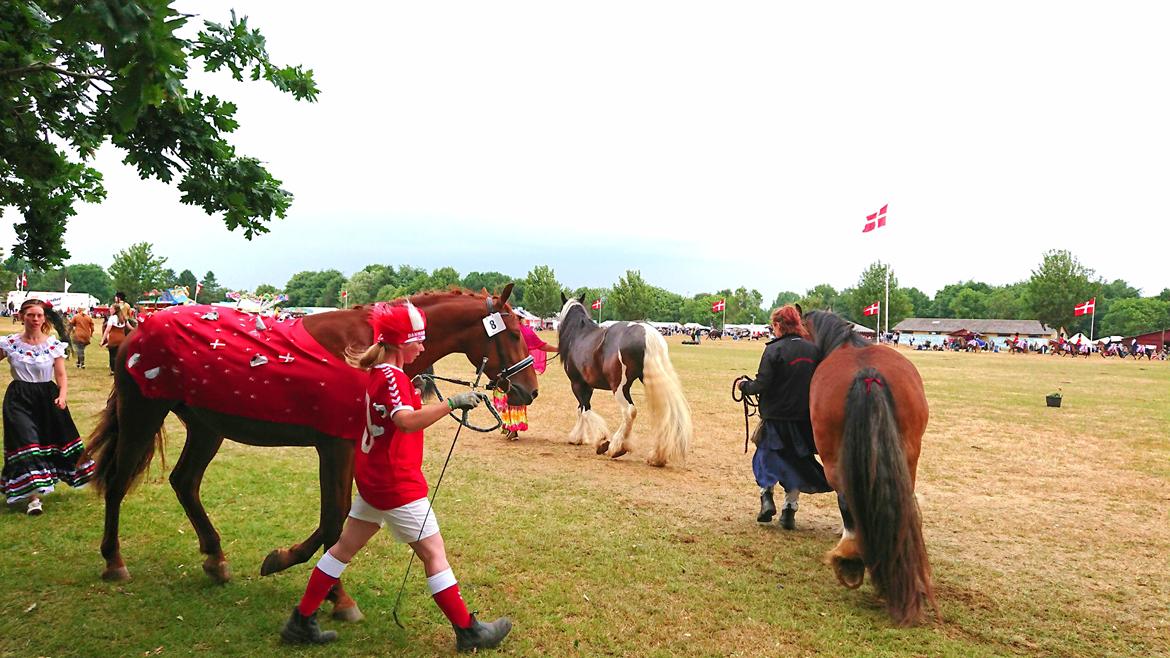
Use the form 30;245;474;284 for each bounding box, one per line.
84;386;165;496
840;367;936;626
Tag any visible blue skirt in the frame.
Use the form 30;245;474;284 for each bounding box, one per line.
751;418;832;493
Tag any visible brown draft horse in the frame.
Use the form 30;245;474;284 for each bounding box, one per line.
803;310;936;626
84;285;538;621
556;295;692;467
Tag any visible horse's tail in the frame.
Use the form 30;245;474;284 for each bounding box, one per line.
639;325;692;466
84;384;165;497
840;366;935;626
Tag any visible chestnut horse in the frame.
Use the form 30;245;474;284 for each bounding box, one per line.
85;285;537;621
556;295;691;467
803;310;936;626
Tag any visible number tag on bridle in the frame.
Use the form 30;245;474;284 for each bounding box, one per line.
482;312;505;337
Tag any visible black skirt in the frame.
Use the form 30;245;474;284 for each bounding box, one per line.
2;380;94;503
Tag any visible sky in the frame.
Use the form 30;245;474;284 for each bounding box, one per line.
6;1;1169;302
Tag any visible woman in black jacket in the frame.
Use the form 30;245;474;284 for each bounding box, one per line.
737;305;834;530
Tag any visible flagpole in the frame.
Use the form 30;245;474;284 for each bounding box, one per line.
884;264;890;340
1090;306;1095;342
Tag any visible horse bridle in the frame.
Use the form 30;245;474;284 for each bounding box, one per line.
483;295;534;391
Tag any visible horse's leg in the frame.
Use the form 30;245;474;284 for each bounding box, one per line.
826;495;865;589
259;437;353;578
100;394;173;582
318;439;363;622
168;415;230;584
608;381;637;460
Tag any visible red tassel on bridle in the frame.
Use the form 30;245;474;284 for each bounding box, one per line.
864;377;884;393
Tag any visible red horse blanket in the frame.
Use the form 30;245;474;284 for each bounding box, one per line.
125;305;366;441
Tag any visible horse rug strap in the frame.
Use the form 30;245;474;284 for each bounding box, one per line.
124;305;367;441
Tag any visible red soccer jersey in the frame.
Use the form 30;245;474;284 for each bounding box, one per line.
354;364;428;510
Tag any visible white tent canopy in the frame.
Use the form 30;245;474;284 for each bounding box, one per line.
683;322;711;330
724;323;769;334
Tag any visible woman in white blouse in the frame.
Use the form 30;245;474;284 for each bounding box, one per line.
1;299;94;515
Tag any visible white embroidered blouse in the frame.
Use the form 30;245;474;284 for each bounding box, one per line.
1;334;67;383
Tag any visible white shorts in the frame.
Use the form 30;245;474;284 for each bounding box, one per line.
348;494;440;544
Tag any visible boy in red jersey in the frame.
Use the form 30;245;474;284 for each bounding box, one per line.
281;302;512;652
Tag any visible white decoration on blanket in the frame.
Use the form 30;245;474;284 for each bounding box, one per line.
201;311;219;321
250;355;268;367
144;367;161;379
255;317;267;331
210;339;226;350
278;353;295;363
128;353;141;369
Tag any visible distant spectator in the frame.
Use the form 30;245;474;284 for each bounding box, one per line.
68;308;94;369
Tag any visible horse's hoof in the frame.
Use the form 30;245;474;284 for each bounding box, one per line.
260;549;292;577
611;448;628;459
101;566;131;582
646;457;666;468
332;603;364;623
203;559;232;584
832;556;866;589
595;440;610;455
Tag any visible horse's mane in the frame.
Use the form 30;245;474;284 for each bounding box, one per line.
558;301;597;349
804;310;871;358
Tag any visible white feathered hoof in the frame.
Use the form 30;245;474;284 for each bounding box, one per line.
332;602;364;623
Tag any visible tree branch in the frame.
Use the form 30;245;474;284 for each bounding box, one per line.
0;63;111;82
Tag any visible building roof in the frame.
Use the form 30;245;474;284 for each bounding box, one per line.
893;318;1054;335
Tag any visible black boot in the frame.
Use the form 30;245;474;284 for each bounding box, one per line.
779;506;796;530
757;487;776;523
280;607;338;644
454;613;513;653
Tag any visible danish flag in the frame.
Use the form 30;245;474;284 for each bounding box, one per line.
1073;297;1095;317
711;299;725;313
591;299;602;310
862;204;888;233
863;302;880;316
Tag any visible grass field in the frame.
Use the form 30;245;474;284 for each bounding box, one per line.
1;330;1167;657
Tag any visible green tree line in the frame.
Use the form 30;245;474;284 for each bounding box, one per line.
3;244;1166;337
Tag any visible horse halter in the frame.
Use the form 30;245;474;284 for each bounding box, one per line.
484;296;534;391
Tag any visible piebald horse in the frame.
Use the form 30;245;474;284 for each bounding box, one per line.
556;295;692;467
804;310;936;626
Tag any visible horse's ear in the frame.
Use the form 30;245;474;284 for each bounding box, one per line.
560;292;568;305
578;293;586;304
499;282;514;306
794;303;803;316
480;287;489;295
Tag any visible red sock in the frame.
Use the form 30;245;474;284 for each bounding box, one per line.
433;584;472;628
297;566;340;617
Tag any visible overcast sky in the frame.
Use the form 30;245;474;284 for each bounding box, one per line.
7;1;1168;301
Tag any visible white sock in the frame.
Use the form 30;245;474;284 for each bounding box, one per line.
783;490;800;511
316;551;348;578
427;568;457;595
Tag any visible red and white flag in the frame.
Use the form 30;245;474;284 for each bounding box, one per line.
862;204;888;233
711;299;725;313
863;302;880;316
196;282;204;294
1073;297;1095;316
20;271;28;289
591;299;602;310
341;290;348;298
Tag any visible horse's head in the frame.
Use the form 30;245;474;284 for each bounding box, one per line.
557;292;589;326
424;283;538;406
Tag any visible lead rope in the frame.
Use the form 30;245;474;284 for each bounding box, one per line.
731;376;759;454
392;356;489;629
